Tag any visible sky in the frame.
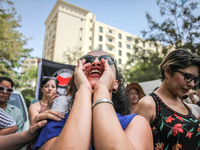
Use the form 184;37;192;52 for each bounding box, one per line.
3;0;199;59
3;0;165;59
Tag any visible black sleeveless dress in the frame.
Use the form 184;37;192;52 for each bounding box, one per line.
150;93;200;150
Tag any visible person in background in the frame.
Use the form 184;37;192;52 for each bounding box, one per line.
33;50;153;150
124;82;146;114
135;49;200;149
0;109;64;150
183;89;199;104
0;107;17;135
0;77;24;133
52;75;75;113
28;77;59;124
27;77;59;150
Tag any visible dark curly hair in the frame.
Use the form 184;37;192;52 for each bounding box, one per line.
66;54;129;115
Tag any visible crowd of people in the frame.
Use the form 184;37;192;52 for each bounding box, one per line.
0;48;200;150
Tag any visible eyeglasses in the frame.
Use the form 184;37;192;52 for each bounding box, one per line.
0;86;14;93
172;69;199;85
79;55;116;65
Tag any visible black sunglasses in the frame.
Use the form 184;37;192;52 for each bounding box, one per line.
79;55;116;65
0;86;14;93
172;69;199;85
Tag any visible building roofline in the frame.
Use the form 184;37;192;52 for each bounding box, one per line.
45;0;90;25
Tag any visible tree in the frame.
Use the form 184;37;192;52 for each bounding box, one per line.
124;48;163;83
141;0;200;55
21;89;35;107
62;46;83;65
0;0;33;80
18;65;38;88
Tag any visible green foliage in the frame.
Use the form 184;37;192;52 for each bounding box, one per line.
62;46;83;65
141;0;200;55
21;88;35;107
124;49;163;83
0;0;33;79
18;66;38;88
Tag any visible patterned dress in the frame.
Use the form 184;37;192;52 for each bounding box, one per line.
150;93;200;150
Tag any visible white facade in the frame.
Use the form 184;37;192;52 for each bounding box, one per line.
43;0;162;67
21;58;38;88
21;58;38;74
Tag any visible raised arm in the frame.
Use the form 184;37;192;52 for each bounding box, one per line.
40;60;93;150
92;59;153;150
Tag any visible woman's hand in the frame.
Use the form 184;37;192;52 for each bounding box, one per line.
74;59;92;90
27;109;65;141
95;59;116;93
46;92;59;110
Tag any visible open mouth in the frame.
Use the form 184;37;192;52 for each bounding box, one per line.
89;69;102;75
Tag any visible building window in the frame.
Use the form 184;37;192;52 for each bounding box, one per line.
90;19;93;23
80;28;82;31
118;58;122;64
99;44;102;50
118;33;121;39
134;47;138;52
143;50;146;54
99;26;103;33
109;29;112;33
126;44;130;49
90;28;92;31
90;37;92;40
99;35;102;41
119;50;122;56
143;42;145;47
54;25;56;31
108;47;112;51
135;39;139;44
127;36;131;41
119;42;122;47
89;46;91;50
81;19;83;21
108;38;113;42
80;37;82;40
149;44;151;47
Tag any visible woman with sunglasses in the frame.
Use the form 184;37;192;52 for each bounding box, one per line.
0;77;24;133
135;49;200;149
33;50;153;150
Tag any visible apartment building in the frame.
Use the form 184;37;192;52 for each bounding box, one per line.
21;58;38;88
43;0;162;67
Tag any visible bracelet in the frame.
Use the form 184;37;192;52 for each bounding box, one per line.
92;99;113;108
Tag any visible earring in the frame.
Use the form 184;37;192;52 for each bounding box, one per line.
112;89;118;93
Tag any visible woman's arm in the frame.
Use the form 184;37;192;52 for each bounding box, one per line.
0;125;17;135
93;87;153;150
40;60;93;150
135;96;156;124
0;110;64;150
92;59;153;150
29;102;40;124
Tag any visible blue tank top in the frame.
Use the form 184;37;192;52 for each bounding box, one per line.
33;113;137;150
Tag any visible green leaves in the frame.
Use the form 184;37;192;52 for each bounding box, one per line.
0;0;33;79
142;0;200;55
